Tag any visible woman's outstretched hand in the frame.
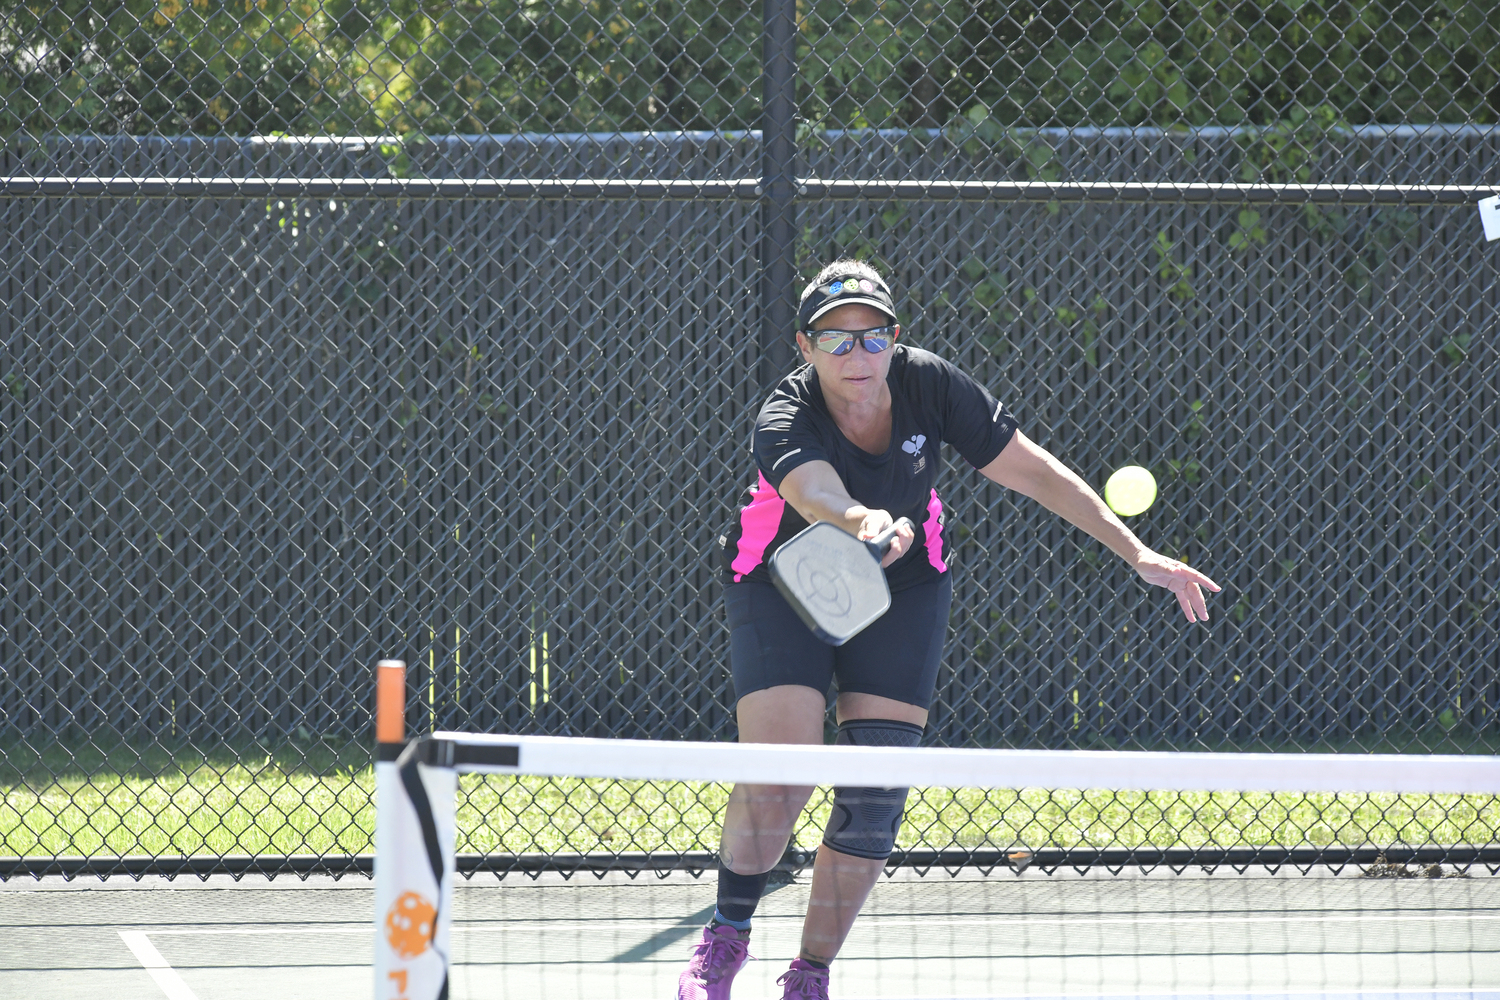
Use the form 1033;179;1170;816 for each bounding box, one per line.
857;509;915;568
1132;550;1221;623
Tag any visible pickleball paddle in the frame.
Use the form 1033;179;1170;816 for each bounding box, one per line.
768;517;915;646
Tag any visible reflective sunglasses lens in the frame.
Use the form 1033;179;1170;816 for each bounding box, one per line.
861;333;892;352
816;332;855;355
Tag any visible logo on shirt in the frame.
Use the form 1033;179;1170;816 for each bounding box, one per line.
901;434;927;474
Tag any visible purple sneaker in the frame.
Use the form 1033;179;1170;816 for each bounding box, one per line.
777;959;830;1000
676;924;751;1000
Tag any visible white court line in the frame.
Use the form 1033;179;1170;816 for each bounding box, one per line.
145;924;371;935
772;995;1500;1000
141;911;1499;936
118;930;201;1000
845;995;1500;1000
807;913;1500;929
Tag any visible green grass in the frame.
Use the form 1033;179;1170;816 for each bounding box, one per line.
3;737;1498;860
0;738;376;858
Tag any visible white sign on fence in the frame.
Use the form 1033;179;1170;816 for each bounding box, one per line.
1479;193;1500;241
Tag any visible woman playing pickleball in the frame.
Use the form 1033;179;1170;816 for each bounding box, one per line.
679;260;1220;1000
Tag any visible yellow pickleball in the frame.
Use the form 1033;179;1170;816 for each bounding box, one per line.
1104;465;1157;516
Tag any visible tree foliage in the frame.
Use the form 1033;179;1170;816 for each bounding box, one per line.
3;0;1498;136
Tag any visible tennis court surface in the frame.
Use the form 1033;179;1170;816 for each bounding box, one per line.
5;866;1497;1000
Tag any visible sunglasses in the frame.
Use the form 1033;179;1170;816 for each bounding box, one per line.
808;325;899;356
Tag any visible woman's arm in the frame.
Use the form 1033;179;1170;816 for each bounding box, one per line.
979;430;1221;622
777;460;915;567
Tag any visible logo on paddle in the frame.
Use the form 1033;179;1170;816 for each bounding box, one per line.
792;538;854;616
385;890;437;958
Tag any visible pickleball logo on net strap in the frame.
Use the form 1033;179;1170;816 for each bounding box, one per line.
385;891;437;958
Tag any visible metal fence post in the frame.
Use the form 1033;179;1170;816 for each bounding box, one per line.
760;0;799;388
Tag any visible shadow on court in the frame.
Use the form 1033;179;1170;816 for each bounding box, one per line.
3;867;1498;999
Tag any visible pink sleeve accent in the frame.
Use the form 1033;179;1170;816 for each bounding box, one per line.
922;489;947;573
730;471;787;576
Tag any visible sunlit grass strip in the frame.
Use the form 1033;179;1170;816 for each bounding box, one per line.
455;778;1500;856
0;763;377;858
4;766;1496;860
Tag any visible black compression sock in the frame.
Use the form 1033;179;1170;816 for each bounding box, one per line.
715;866;772;925
802;958;829;969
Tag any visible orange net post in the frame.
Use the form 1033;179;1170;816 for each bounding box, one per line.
376;659;407;745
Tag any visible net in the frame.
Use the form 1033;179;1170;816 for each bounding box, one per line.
432;867;1499;1000
372;666;1500;1000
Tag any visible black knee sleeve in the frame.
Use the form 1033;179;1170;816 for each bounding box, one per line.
821;719;923;860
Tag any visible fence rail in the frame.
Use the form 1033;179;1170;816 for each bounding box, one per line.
4;176;1497;202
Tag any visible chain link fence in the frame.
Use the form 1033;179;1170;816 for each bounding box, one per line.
2;1;1497;877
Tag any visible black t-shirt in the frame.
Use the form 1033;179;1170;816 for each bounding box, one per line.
719;345;1019;592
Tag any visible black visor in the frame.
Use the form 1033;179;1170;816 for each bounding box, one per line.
797;273;898;331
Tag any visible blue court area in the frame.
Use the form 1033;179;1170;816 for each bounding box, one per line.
3;867;1497;999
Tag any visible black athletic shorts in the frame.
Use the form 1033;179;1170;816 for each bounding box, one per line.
723;575;952;710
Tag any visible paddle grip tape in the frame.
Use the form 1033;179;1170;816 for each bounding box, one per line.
396;740;451;1000
820;719;924;860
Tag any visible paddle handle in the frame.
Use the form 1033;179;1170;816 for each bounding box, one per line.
866;517;915;558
